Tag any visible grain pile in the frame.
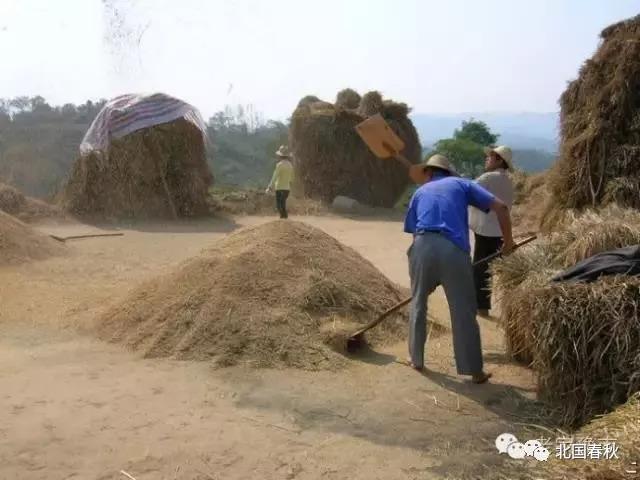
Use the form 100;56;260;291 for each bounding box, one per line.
97;220;409;370
0;210;65;265
0;182;64;222
492;207;640;427
60;118;213;220
289;89;421;208
547;15;640;221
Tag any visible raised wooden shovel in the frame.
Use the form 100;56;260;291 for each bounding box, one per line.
355;113;426;184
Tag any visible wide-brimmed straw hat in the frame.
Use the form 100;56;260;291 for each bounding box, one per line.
409;154;458;184
484;145;513;170
276;145;291;158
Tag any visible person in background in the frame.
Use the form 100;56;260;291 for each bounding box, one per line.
266;145;294;219
403;154;514;384
469;146;515;317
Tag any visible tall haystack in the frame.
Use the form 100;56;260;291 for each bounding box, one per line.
0;210;65;265
97;220;409;370
59;93;213;220
289;90;421;207
547;15;640;219
492;207;640;427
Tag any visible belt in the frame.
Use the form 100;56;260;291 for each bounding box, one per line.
415;229;442;235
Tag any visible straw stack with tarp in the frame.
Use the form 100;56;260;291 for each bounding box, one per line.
59;93;213;220
545;15;640;226
492;207;640;427
289;89;421;208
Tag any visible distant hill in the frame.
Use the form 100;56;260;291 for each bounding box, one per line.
411;112;559;173
411;112;559;152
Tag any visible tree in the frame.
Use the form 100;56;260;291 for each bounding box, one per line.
454;118;499;146
431;119;500;177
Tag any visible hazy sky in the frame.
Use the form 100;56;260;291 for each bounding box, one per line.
1;0;638;119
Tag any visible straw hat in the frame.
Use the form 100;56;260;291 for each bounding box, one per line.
484;145;513;170
276;145;291;158
409;154;458;184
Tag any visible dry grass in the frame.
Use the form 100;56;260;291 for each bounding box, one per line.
208;187;327;216
492;208;640;427
0;183;65;223
59;118;213;220
546;15;640;224
97;220;410;370
289;89;421;208
500;394;640;480
0;210;65;265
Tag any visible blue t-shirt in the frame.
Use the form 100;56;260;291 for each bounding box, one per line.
404;174;496;252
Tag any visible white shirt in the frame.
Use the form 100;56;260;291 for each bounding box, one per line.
469;169;514;238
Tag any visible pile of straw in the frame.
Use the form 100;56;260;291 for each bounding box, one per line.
97;220;409;370
59;119;213;220
0;210;65;265
547;15;640;219
492;208;640;427
289;90;421;208
0;182;64;222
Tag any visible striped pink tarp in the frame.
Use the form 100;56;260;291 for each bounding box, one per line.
80;93;208;154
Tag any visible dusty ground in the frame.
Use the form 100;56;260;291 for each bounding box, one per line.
0;214;540;480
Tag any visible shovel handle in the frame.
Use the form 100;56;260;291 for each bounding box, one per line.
381;141;413;169
348;235;537;339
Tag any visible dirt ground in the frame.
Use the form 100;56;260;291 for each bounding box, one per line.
0;214;539;480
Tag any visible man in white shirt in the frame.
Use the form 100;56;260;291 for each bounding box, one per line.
469;146;515;317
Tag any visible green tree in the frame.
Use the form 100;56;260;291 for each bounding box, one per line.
431;119;500;177
454;118;498;145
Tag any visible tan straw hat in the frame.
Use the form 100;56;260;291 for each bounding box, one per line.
484;145;513;170
409;154;458;184
276;145;290;158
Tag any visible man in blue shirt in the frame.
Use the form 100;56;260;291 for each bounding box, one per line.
404;154;514;384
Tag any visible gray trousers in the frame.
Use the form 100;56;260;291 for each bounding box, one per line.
407;233;483;375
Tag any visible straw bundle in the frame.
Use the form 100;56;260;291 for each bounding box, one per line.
289;90;421;207
492;208;640;427
60;119;212;220
546;15;640;220
335;88;361;109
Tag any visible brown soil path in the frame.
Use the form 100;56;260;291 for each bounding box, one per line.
0;214;537;480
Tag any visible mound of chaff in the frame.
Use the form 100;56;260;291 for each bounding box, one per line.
289;89;421;208
546;15;640;222
0;210;65;265
492;206;640;427
97;220;409;370
0;182;64;222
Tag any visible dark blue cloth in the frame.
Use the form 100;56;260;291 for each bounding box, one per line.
552;245;640;283
404;174;495;252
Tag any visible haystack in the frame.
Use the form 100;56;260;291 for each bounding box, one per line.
97;220;409;370
510;171;549;235
60;94;213;220
492;207;640;427
0;182;64;222
547;15;640;219
0;210;65;265
289;90;421;208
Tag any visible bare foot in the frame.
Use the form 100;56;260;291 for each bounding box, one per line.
395;357;424;372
